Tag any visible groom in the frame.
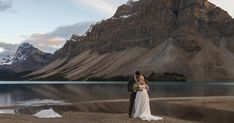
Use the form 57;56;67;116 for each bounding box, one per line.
128;71;141;118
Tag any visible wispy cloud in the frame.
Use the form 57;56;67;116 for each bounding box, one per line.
71;0;124;16
0;0;12;12
25;21;93;53
0;42;18;59
1;21;93;59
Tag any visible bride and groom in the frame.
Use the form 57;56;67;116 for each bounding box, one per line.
128;71;163;121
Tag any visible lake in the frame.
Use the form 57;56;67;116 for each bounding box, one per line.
0;81;234;106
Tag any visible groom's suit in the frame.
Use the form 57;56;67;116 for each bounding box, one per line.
128;75;137;117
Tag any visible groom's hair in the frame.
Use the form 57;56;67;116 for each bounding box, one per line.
135;71;141;76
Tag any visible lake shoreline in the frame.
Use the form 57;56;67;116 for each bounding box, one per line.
0;96;233;123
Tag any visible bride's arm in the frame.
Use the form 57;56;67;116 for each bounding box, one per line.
145;83;149;90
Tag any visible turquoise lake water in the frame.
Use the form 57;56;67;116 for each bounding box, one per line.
0;81;234;105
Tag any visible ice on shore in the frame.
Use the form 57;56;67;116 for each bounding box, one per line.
18;99;70;106
0;109;15;114
33;108;62;118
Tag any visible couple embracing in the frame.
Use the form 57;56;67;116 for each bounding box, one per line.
128;71;163;121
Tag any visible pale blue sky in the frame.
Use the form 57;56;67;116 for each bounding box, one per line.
0;0;234;54
0;0;127;44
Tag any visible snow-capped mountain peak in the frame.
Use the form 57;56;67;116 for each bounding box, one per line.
1;55;14;65
14;43;35;63
0;43;36;65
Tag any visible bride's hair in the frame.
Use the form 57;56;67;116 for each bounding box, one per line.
138;75;145;83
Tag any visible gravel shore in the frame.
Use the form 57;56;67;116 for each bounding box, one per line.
1;96;234;123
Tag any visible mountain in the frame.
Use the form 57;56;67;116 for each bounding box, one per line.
28;0;234;81
1;43;38;65
0;43;52;80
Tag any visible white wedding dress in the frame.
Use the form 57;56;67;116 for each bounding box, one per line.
134;84;163;121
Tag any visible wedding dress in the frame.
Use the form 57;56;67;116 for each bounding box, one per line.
134;84;163;121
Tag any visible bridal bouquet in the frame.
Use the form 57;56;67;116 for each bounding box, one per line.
133;83;140;92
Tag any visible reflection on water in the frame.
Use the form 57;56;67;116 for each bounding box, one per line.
0;81;234;106
0;93;12;105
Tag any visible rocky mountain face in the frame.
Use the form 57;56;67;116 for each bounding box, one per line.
0;43;52;80
29;0;234;81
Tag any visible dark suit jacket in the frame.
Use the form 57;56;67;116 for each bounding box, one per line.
128;75;136;93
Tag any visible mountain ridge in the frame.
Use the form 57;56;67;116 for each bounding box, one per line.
28;0;234;81
0;43;52;80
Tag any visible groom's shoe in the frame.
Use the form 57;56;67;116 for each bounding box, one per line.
128;115;133;118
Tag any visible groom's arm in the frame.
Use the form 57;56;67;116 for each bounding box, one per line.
145;80;149;85
145;84;149;90
128;79;133;93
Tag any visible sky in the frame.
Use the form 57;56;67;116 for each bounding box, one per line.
0;0;234;58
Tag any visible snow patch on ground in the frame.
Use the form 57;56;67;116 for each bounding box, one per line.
0;109;15;114
126;0;140;6
33;108;62;118
120;14;132;19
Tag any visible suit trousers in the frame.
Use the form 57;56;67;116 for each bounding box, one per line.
128;92;137;116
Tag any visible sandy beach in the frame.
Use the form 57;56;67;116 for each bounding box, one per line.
0;112;200;123
0;96;234;123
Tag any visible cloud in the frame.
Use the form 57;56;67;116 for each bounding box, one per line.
25;21;93;53
27;33;65;53
71;0;126;16
46;21;94;38
0;21;93;59
0;0;12;12
71;0;114;15
0;42;18;59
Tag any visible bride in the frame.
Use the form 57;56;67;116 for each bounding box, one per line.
134;75;163;121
